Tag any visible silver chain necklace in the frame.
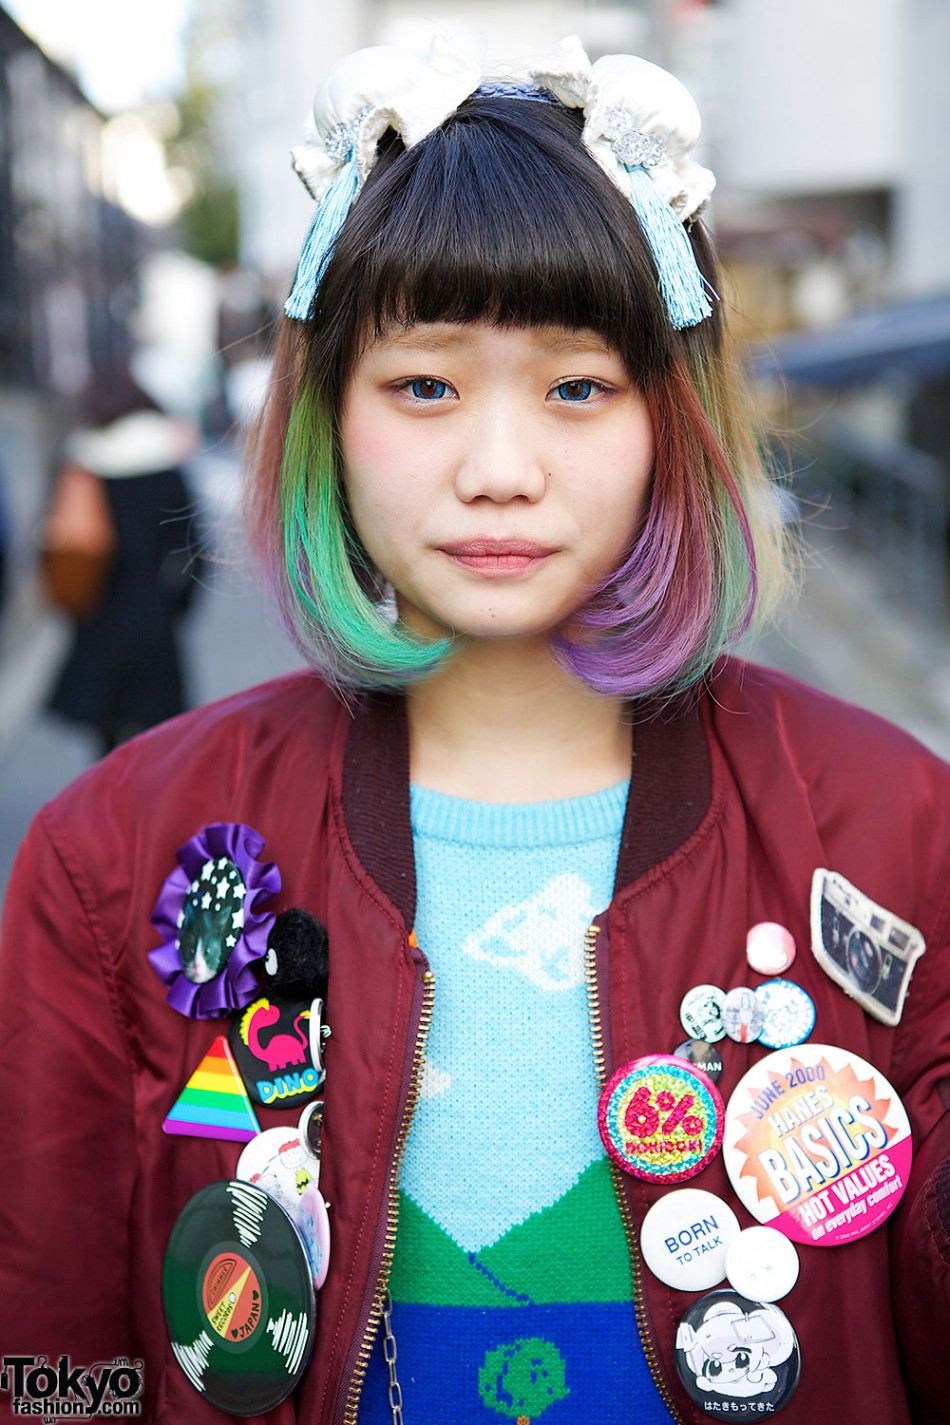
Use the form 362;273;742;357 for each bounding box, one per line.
381;1291;404;1423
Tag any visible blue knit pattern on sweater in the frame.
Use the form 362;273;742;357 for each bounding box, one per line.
358;781;676;1424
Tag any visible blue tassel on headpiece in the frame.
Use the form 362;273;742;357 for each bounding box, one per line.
625;166;712;330
285;154;360;322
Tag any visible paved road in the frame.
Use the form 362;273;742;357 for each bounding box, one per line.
2;492;948;907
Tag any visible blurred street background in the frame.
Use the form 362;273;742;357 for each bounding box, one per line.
1;0;949;904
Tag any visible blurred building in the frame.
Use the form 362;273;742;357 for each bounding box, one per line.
0;5;145;397
702;0;950;337
234;0;653;300
693;0;950;647
232;0;950;327
0;6;156;573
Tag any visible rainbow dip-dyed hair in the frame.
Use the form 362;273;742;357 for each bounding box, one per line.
247;92;792;699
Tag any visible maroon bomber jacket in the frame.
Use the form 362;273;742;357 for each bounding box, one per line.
2;657;950;1424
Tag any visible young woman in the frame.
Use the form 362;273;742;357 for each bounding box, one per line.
1;34;948;1425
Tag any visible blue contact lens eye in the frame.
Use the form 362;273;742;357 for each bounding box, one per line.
411;378;448;400
556;380;594;401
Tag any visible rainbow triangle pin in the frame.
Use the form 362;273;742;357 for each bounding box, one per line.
164;1035;261;1142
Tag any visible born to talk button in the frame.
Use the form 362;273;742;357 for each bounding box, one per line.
640;1188;740;1291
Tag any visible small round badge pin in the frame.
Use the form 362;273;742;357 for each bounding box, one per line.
640;1188;740;1291
674;1289;801;1417
754;979;815;1049
672;1039;724;1085
679;985;727;1043
746;922;797;976
598;1054;724;1183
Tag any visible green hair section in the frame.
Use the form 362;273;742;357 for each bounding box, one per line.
279;386;453;687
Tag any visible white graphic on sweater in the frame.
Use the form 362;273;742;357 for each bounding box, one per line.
460;872;596;991
419;1054;452;1099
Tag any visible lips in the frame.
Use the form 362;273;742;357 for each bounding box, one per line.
439;539;556;575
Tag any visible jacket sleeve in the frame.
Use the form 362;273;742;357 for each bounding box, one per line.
890;873;950;1422
0;807;140;1367
892;1114;950;1423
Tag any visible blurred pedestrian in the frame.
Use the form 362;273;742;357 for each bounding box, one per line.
44;368;203;754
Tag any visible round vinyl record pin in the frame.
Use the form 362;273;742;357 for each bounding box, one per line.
674;1289;801;1417
162;1180;315;1416
598;1055;724;1183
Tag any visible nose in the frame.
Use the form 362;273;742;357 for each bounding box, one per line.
453;401;548;505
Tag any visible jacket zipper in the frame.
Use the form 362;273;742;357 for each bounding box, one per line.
341;960;436;1424
584;923;684;1424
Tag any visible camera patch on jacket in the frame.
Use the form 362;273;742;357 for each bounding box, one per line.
810;868;925;1025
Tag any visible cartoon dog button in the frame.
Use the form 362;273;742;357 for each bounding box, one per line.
674;1290;801;1417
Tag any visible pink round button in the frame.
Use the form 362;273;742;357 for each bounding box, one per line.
747;922;796;976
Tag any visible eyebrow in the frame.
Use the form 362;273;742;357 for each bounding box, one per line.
372;325;613;357
375;328;477;354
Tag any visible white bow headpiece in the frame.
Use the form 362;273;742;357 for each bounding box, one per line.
285;33;715;328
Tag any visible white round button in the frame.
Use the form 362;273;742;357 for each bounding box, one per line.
754;979;815;1049
722;986;764;1044
640;1189;741;1292
746;922;796;975
725;1225;800;1302
679;984;726;1043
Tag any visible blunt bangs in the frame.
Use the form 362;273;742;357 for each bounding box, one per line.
305;94;674;406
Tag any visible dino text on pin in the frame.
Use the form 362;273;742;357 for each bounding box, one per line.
229;996;328;1107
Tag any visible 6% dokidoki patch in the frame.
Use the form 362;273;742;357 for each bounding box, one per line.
598;1055;725;1183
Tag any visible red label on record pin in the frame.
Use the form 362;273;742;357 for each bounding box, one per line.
598;1054;725;1183
201;1250;265;1343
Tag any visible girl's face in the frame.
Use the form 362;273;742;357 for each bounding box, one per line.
340;321;655;646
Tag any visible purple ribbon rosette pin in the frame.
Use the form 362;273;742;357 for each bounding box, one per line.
149;823;281;1018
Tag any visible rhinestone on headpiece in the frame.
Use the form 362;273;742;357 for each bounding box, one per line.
323;104;373;164
604;107;667;169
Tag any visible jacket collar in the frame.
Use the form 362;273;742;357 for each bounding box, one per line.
341;690;712;924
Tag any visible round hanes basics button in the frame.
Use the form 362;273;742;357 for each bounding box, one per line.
723;1042;912;1247
640;1189;740;1291
598;1054;724;1183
